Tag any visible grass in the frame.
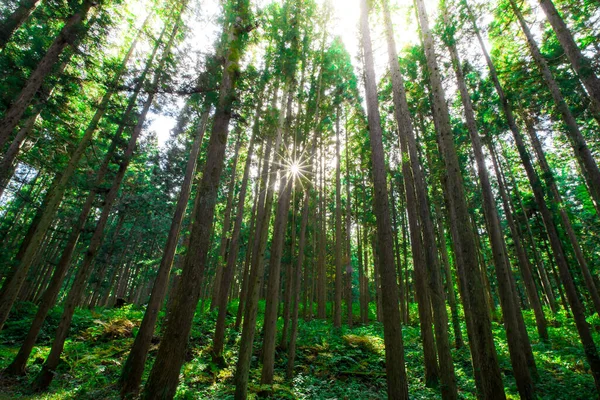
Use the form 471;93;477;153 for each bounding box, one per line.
0;301;597;399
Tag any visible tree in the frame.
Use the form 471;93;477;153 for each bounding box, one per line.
359;0;408;397
142;1;253;397
414;0;506;397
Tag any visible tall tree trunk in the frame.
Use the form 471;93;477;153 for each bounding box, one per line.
487;139;549;341
0;0;96;149
141;3;250;397
234;141;264;330
466;0;600;391
316;134;327;319
119;110;208;396
234;88;287;400
383;1;458;395
0;0;40;49
497;145;558;313
360;0;408;397
509;0;600;214
334;109;343;328
415;0;505;398
0;11;146;332
442;6;535;396
211;130;243;310
344;123;353;327
260;88;296;385
212;91;263;363
538;0;600;112
32;13;180;391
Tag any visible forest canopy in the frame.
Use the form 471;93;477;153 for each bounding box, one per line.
1;0;600;399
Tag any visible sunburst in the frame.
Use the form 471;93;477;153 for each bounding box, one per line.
273;145;313;193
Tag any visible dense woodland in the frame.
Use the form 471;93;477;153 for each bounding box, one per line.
0;0;599;398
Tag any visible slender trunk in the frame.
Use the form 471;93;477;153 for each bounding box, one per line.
344;124;353;327
538;0;600;112
442;7;534;396
119;111;208;396
234;88;287;400
234;144;263;330
334;109;342;328
499;148;558;313
211;131;243;310
0;0;96;149
415;0;505;397
509;0;600;214
260;89;296;385
488;140;548;341
360;1;408;397
0;0;40;49
212;94;262;362
316;136;327;319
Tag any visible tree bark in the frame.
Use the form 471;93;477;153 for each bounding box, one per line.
538;0;600;112
415;0;506;398
234;88;287;400
260;88;296;385
210;130;243;310
0;0;96;149
119;110;208;397
141;3;250;397
212;93;262;363
0;0;40;49
487;140;548;341
509;0;600;215
334;109;343;328
360;1;409;397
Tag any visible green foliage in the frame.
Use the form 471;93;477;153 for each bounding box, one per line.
1;302;598;399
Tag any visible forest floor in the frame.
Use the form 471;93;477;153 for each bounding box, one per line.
0;301;597;399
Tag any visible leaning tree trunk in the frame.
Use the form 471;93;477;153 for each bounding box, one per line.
537;0;600;112
0;0;41;49
32;14;179;391
359;0;409;398
442;7;535;397
119;110;208;397
141;4;250;397
414;0;506;398
0;0;96;149
211;92;263;363
382;0;458;395
509;0;600;215
466;0;600;391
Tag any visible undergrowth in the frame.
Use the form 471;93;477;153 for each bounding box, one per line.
0;301;597;399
